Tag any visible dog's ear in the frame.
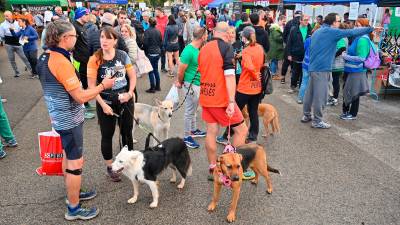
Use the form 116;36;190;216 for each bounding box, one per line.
217;155;224;164
238;154;243;162
155;98;162;106
122;145;129;151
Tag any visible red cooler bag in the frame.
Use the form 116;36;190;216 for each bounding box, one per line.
36;130;64;176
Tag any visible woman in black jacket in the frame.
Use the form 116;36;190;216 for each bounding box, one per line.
143;17;163;93
164;15;180;77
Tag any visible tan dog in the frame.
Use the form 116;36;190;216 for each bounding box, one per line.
242;103;280;137
208;144;280;223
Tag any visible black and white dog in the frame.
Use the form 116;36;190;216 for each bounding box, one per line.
112;135;192;208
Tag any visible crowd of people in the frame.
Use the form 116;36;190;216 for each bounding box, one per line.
0;4;382;221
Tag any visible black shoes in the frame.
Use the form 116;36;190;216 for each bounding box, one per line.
146;88;156;93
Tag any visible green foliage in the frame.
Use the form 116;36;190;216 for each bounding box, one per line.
0;0;5;11
146;0;169;8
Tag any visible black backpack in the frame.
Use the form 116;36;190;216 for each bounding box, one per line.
260;55;273;100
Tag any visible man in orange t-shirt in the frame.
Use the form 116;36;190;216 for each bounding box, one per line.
198;22;248;175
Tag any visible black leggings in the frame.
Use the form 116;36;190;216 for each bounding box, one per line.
223;92;260;141
332;71;342;99
97;99;134;161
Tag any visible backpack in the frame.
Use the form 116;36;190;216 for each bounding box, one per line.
362;37;381;69
260;54;273;100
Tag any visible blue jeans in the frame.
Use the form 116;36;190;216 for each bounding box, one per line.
270;59;278;75
147;54;160;88
298;68;309;101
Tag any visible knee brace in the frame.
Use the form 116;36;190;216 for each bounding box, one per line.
66;168;82;176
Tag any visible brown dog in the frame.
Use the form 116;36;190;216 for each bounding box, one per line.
208;144;280;223
242;103;280;137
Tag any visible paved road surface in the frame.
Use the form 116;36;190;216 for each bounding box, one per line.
0;46;399;225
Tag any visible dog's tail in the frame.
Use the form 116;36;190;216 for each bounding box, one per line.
187;163;193;176
267;165;281;175
271;112;281;134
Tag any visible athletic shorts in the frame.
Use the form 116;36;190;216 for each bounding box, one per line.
202;104;244;127
56;123;84;160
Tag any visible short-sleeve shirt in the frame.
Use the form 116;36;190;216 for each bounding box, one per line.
180;44;200;86
87;50;133;93
37;50;84;130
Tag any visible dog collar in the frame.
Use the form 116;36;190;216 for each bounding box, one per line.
157;111;165;123
218;172;232;188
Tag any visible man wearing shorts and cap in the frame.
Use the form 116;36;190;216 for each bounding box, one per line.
198;22;248;178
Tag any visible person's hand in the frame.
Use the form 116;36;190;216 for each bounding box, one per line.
118;92;132;103
175;80;182;89
226;102;235;117
102;104;114;116
9;25;14;30
101;77;116;90
288;56;292;61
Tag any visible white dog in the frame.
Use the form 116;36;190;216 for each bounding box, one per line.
132;99;174;144
112;138;192;208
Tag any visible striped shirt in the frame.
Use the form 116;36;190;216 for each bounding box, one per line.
37;48;84;130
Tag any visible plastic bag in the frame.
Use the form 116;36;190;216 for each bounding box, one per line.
36;129;64;176
165;85;180;108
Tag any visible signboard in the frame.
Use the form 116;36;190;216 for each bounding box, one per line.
26;6;54;12
395;7;400;17
98;0;128;4
255;1;269;7
349;2;359;20
139;2;146;9
232;1;242;14
76;2;83;7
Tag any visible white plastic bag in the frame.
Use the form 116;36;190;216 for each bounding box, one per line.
165;85;179;108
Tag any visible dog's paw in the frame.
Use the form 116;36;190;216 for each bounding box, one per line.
266;188;273;194
251;179;258;185
127;196;137;204
170;177;177;183
149;201;158;208
132;139;138;144
226;213;236;223
177;183;184;189
207;202;216;212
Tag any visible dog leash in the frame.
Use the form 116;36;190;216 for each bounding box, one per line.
223;117;236;154
172;71;198;112
122;103;163;146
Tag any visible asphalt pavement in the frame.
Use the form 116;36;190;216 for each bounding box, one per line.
0;45;399;225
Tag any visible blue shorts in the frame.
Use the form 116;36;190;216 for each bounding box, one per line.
56;123;84;160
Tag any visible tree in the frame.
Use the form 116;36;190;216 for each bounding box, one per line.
0;0;5;11
146;0;169;8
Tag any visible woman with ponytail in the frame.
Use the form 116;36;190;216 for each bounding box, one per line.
340;18;374;120
87;26;137;182
236;26;264;143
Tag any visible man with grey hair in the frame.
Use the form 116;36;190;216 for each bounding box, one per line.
141;11;150;31
0;11;32;78
175;26;208;149
54;6;68;21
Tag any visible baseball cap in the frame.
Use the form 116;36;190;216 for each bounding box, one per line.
294;11;302;16
75;7;89;20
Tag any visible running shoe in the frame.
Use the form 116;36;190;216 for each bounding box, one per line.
183;136;200;149
191;129;206;137
65;204;99;221
311;121;331;129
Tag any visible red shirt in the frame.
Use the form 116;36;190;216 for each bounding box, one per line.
156;15;168;39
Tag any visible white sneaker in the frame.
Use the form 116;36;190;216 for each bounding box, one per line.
0;77;3;84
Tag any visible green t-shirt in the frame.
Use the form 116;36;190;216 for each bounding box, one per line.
336;38;346;50
299;26;308;41
180;44;200;86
